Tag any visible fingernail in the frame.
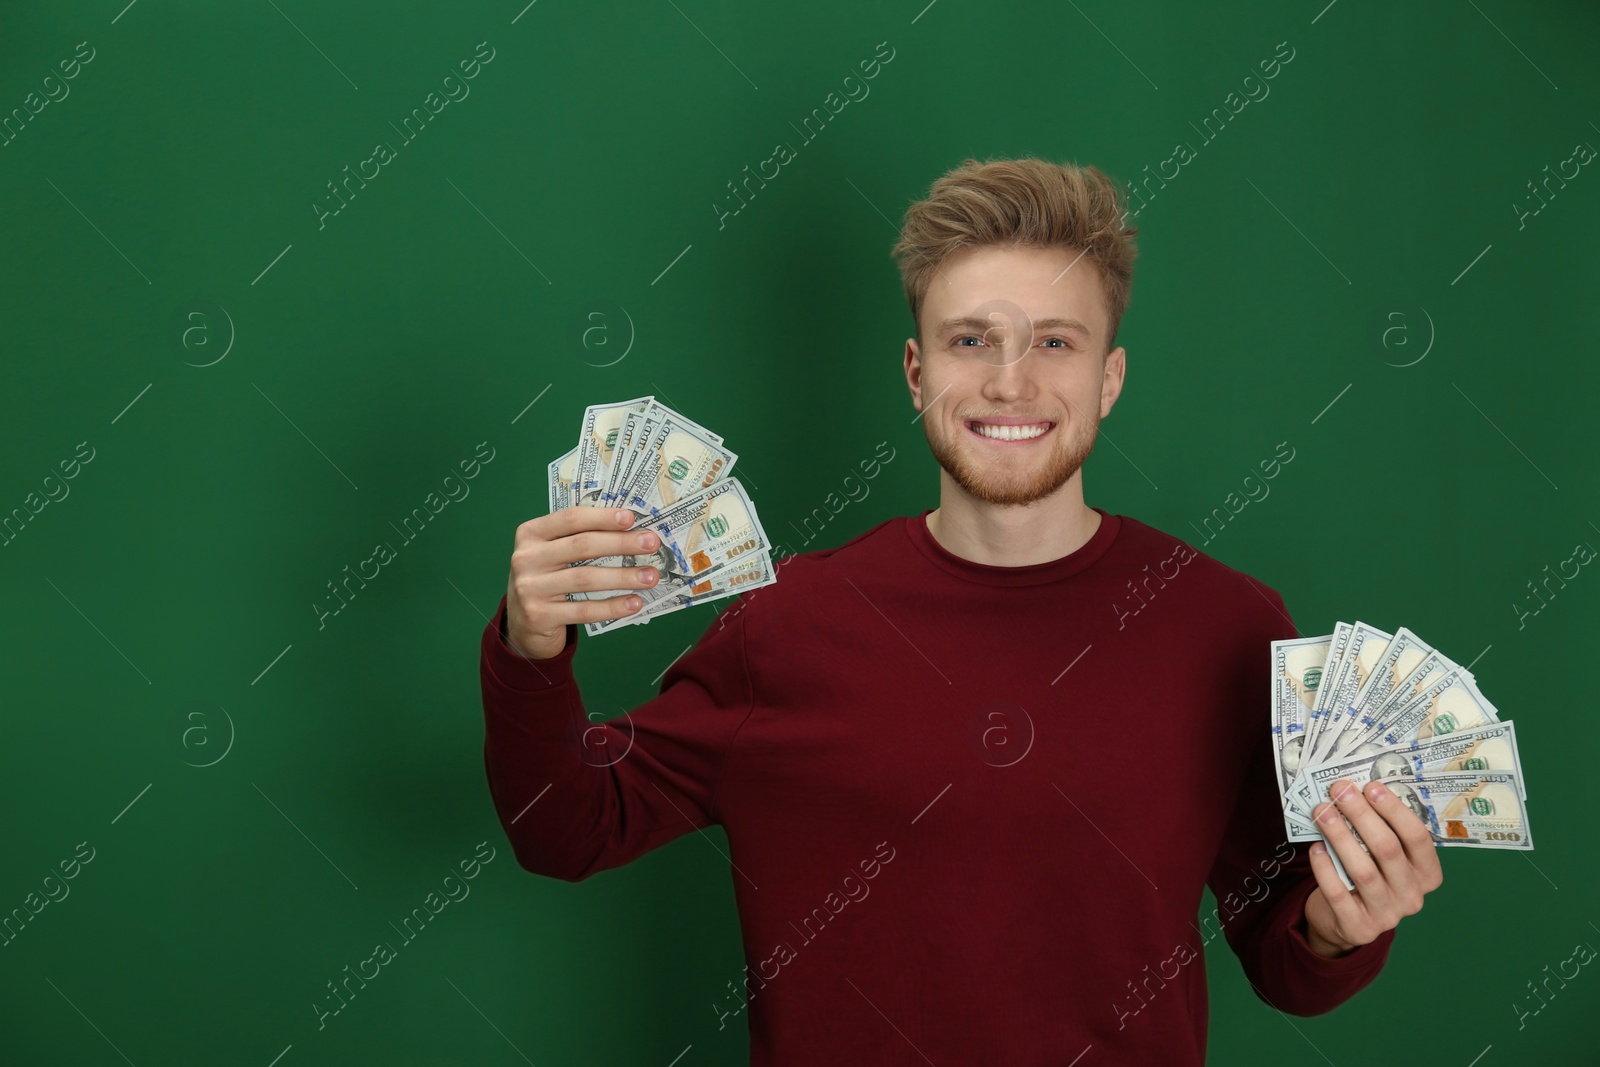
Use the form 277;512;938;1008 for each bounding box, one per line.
626;596;641;609
639;567;656;584
1366;783;1387;801
1316;804;1337;823
1333;785;1354;801
616;509;631;526
1310;842;1325;856
638;532;657;549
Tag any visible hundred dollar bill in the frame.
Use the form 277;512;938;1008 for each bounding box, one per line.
548;446;578;512
1307;770;1532;891
551;396;773;637
1292;720;1525;816
574;395;653;507
595;409;640;508
1283;803;1315;831
601;401;735;512
1310;646;1447;780
657;403;724;446
628;399;725;447
1271;634;1332;796
1378;771;1532;849
1336;628;1445;749
1349;661;1499;753
1348;648;1475;749
621;410;738;518
1284;803;1322;843
1300;622;1354;770
1309;621;1394;766
600;406;660;508
584;548;776;635
569;477;770;610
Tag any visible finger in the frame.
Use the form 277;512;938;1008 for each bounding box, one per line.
1366;780;1445;893
538;591;649;626
1306;839;1364;923
1329;779;1417;899
536;526;662;567
1312;797;1391;911
525;563;661;599
520;505;642;546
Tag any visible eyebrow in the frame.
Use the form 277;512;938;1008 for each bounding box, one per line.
934;315;1094;341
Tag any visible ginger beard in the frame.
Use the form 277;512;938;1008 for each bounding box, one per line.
921;389;1102;507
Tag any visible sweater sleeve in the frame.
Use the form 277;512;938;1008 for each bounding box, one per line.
1205;585;1394;1015
479;594;755;882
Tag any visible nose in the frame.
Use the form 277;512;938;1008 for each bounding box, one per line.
981;343;1034;403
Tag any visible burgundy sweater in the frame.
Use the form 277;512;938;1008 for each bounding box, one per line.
480;508;1393;1065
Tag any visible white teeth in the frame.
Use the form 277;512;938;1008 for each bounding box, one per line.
972;422;1048;440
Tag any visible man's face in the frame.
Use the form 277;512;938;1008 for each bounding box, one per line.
1372;753;1411;780
904;245;1126;507
1393;784;1429;827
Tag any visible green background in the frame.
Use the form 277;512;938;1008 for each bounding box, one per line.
2;0;1596;1063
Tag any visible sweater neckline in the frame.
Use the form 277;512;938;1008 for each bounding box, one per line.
904;506;1121;587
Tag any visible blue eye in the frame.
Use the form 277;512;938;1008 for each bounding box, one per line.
954;334;1072;349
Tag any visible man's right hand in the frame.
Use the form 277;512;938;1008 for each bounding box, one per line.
505;506;661;660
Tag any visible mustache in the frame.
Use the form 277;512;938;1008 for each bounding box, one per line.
958;413;1058;420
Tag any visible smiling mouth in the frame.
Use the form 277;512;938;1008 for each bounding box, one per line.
965;419;1055;443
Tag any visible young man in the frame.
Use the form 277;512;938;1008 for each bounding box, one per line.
480;158;1442;1065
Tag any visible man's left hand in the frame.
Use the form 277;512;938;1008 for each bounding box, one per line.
1302;778;1444;959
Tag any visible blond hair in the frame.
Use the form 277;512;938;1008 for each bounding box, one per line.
891;157;1139;352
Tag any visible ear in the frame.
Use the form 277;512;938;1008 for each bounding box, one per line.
1100;344;1127;418
904;336;924;412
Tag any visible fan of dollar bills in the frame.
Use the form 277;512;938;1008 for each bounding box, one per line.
547;395;776;636
1271;622;1533;885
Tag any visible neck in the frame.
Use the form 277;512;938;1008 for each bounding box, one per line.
925;470;1101;567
